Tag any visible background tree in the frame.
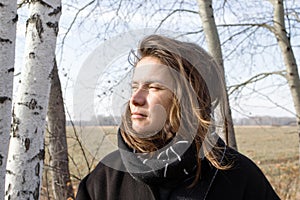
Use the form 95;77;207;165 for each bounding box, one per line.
47;60;74;199
197;0;237;149
5;0;62;199
268;0;300;140
0;0;17;198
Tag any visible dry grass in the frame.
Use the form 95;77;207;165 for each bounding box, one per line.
42;125;299;199
235;126;299;200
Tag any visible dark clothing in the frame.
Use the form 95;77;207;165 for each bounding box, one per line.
76;132;280;200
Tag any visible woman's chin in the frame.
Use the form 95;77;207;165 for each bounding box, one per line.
132;123;163;138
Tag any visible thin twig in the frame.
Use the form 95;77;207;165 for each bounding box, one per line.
65;107;91;172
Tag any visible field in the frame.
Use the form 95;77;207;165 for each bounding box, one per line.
46;126;299;199
235;126;299;200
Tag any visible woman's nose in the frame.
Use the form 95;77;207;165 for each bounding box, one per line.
131;88;147;106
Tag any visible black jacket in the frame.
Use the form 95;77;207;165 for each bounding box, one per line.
76;134;280;200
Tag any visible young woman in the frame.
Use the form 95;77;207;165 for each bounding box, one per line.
75;35;280;200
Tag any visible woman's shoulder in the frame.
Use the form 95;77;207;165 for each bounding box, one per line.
217;146;280;200
224;146;265;175
75;150;128;200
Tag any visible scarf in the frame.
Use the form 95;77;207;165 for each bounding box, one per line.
117;130;198;188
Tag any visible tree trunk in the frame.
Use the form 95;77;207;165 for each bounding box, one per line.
270;0;300;197
197;0;238;150
0;0;17;198
5;1;61;199
47;60;74;199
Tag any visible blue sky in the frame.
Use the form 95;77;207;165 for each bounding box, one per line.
14;0;300;121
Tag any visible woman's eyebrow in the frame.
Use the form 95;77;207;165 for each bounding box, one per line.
132;79;167;84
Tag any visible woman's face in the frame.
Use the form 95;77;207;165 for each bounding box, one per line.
129;56;175;136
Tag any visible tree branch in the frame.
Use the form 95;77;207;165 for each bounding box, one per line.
155;9;199;32
228;70;286;96
58;0;96;64
217;22;274;32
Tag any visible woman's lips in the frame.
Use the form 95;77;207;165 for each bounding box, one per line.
131;112;147;119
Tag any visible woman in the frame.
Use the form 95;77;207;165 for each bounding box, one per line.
75;35;280;200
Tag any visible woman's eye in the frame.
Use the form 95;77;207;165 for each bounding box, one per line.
131;85;138;91
149;85;162;90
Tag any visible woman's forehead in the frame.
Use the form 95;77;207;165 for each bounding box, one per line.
133;57;175;89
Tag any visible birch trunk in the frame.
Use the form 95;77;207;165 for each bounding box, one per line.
5;1;61;199
47;60;74;199
270;1;300;196
0;0;17;198
197;0;238;150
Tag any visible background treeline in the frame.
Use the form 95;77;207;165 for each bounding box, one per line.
67;115;296;126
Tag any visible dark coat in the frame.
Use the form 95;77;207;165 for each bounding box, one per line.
75;146;280;200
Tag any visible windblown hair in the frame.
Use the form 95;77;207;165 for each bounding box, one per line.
120;34;231;186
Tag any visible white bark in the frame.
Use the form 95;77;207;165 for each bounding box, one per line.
197;0;237;150
5;1;61;199
270;0;300;128
0;0;17;198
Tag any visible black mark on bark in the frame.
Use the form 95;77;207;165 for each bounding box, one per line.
22;170;25;184
49;6;61;16
28;99;37;109
12;109;20;135
8;68;14;73
18;99;43;110
0;96;11;103
0;37;12;44
0;154;3;166
29;52;35;59
5;183;11;196
0;3;4;7
25;138;30;152
46;21;59;35
38;149;45;160
29;149;45;162
27;14;44;40
24;92;37;96
6;170;15;175
33;182;40;200
35;163;40;176
12;14;18;23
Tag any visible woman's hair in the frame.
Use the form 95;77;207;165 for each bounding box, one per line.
121;34;231;186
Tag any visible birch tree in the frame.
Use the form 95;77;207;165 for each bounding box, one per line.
0;0;17;198
5;0;62;199
197;0;237;150
268;0;300;139
47;60;74;200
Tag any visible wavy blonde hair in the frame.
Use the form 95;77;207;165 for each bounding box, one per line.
120;34;231;186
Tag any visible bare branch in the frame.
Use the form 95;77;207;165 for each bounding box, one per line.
155;9;199;32
228;70;286;96
59;0;96;64
253;88;297;117
289;10;300;22
223;26;260;60
217;22;274;32
65;107;91;173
